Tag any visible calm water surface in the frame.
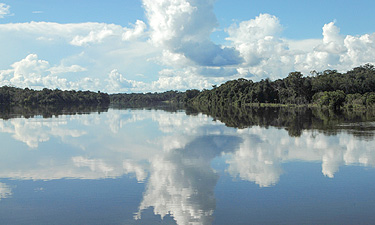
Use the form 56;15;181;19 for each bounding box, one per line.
0;108;375;224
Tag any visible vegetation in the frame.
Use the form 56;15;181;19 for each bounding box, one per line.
188;64;375;110
0;86;110;106
110;90;185;107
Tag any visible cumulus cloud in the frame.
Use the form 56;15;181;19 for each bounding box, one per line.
226;15;375;80
226;14;293;80
0;3;10;18
227;14;285;66
315;22;346;54
105;69;146;93
0;21;159;92
293;22;375;74
150;68;226;91
122;20;147;41
143;0;242;67
0;54;89;90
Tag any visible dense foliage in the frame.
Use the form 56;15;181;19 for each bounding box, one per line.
0;86;110;106
189;64;375;110
109;90;200;107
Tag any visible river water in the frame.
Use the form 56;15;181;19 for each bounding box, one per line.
0;107;375;224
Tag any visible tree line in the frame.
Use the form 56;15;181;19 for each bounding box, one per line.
110;90;185;107
188;64;375;110
0;86;110;106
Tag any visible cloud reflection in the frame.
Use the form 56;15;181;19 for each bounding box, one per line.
0;182;12;200
136;135;241;225
0;109;375;224
225;134;283;187
0;117;85;148
1;110;374;183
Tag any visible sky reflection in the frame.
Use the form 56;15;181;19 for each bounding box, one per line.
1;109;375;224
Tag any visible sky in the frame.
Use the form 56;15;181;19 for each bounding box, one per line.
1;0;375;93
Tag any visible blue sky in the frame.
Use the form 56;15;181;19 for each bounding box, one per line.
1;0;375;93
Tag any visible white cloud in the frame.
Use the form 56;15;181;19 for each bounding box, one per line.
0;21;142;46
342;33;375;67
0;21;160;92
70;27;115;46
151;67;230;91
49;64;87;74
0;54;89;90
293;22;375;74
226;14;293;80
122;20;147;41
104;67;228;93
0;3;10;18
143;0;242;67
157;50;191;68
105;69;146;93
317;22;346;54
226;16;375;80
227;13;285;65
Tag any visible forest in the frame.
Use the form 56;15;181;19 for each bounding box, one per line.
187;64;375;110
0;86;110;106
110;90;185;107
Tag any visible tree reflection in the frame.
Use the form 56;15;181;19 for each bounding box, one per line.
0;104;109;120
187;105;375;138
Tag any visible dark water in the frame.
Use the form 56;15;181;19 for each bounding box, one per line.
0;107;375;224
